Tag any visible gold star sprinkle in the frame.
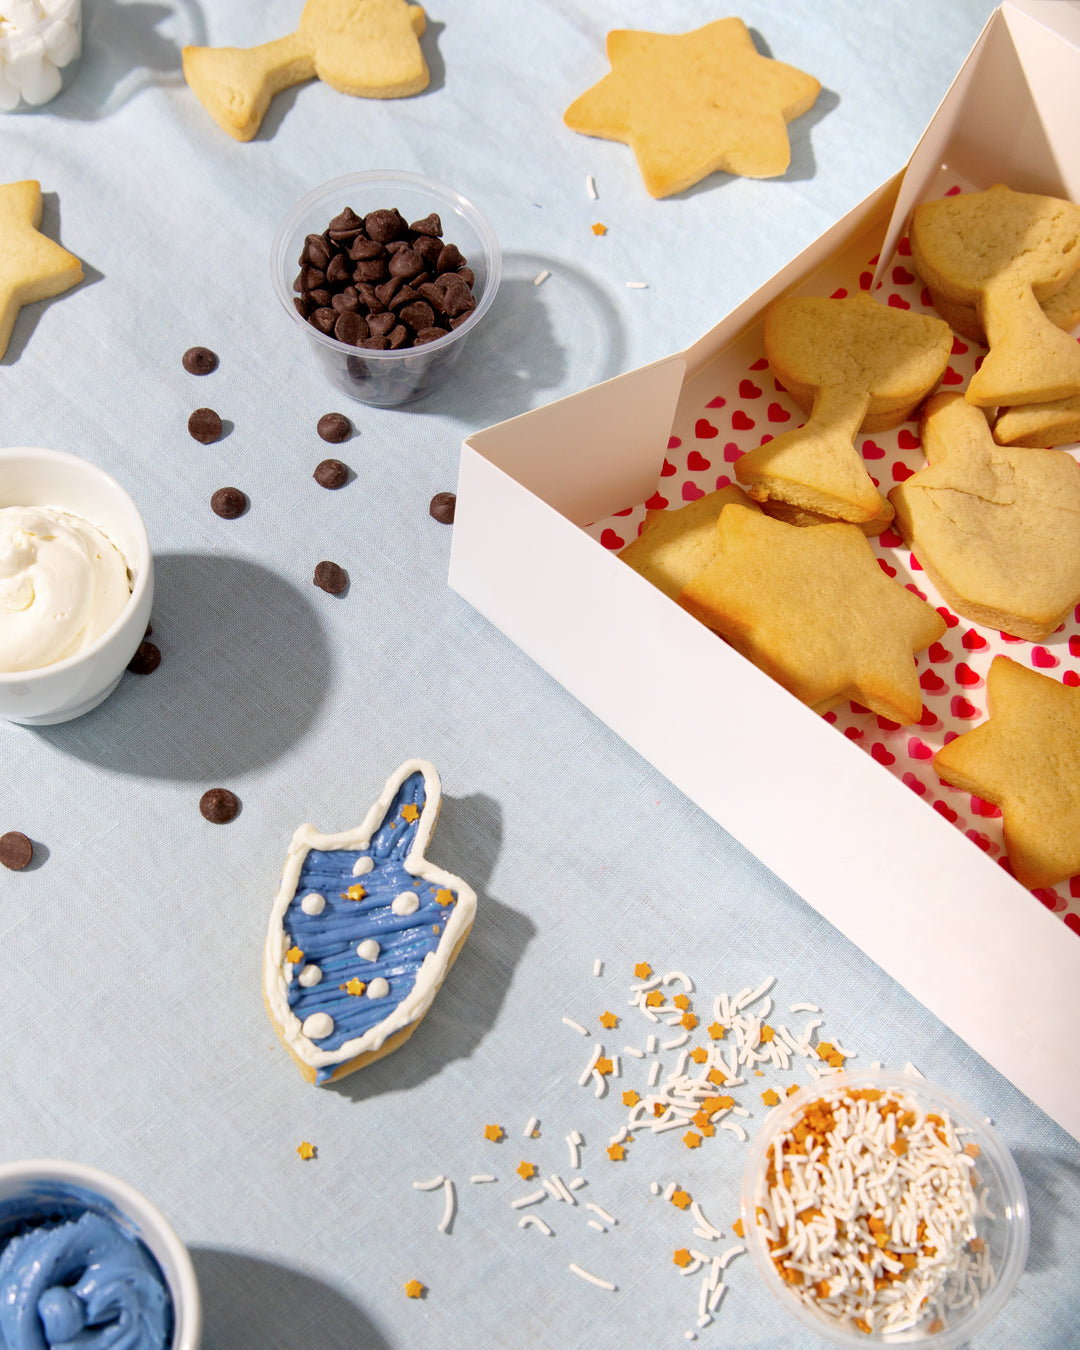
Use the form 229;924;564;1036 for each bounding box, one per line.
708;1022;725;1040
787;1084;801;1097
404;1279;425;1299
0;180;83;359
673;1248;693;1268
595;1057;613;1076
633;962;652;979
645;990;664;1008
591;222;607;235
622;1089;640;1107
707;1067;727;1086
760;1024;775;1042
599;1010;618;1029
672;994;690;1011
343;884;366;901
346;977;366;997
285;946;303;964
434;888;454;907
297;1141;315;1160
484;1124;503;1142
401;803;420;822
517;1161;536;1180
670;1189;692;1210
680;1012;698;1030
607;1142;626;1161
762;1089;781;1106
683;1131;702;1150
690;1047;709;1064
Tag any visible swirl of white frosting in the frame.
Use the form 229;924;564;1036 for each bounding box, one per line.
0;506;130;673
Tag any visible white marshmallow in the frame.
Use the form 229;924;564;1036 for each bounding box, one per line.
0;2;44;29
15;53;58;102
0;63;21;111
42;16;77;66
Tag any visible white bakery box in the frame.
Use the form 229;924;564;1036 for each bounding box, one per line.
449;0;1080;1143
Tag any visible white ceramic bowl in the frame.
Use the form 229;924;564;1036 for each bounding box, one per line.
741;1070;1029;1347
0;1158;200;1348
271;169;501;407
0;447;153;724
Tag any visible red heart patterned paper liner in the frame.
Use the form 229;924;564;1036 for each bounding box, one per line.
589;189;1080;936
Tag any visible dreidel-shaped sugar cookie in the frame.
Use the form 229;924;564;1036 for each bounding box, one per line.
183;0;429;142
910;185;1080;408
889;393;1080;640
734;292;951;524
0;179;83;360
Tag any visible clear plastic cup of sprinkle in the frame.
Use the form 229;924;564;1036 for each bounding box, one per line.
270;170;501;408
0;0;82;112
740;1070;1029;1348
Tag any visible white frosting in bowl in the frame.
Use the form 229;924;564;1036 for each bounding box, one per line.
0;505;131;673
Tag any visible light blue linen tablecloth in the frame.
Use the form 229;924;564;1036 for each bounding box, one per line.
3;2;1078;1346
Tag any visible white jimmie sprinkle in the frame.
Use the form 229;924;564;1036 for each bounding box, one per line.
469;1174;496;1184
563;1017;588;1036
437;1178;456;1233
519;1213;553;1235
626;281;648;289
593;958;604;975
412;1175;445;1191
586;1202;616;1226
569;1263;616;1292
586;174;598;200
511;1190;547;1210
533;268;551;286
579;1043;603;1086
523;1116;539;1137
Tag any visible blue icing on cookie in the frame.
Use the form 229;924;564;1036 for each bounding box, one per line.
283;769;457;1080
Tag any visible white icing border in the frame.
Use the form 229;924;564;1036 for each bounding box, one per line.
263;759;477;1077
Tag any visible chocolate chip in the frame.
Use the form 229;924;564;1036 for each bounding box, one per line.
128;640;161;674
317;412;351;443
415;234;443;269
367;311;397;338
199;788;240;824
429;491;457;524
314;458;349;488
188;408;223;443
436;242;465;273
308;307;338;335
388;248;423;279
374;276;403;307
211;486;247;519
438;272;477;317
413;326;449;345
328;207;365;241
302;234;333;270
183;346;218;375
356;283;385;314
300;266;326;291
416;281;447;313
331;289;360;315
387;325;408;349
0;831;33;870
307;289;332;309
349;238;385;262
388;284;418;311
293;296;311;319
353;258;387;284
364;208;408;243
358;335;389;350
314;560;348;594
410;212;443;237
326;253;353;286
399;300;435;332
334;311;368;345
458;267;475;288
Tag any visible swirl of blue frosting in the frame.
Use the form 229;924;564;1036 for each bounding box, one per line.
0;1211;171;1350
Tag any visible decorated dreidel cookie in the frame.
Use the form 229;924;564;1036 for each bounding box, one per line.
889;392;1080;641
734;291;951;524
263;760;477;1085
910;184;1080;408
182;0;428;142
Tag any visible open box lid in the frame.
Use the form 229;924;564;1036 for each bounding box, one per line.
450;5;1080;1141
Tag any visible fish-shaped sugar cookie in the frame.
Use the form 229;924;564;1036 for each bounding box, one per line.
263;759;476;1085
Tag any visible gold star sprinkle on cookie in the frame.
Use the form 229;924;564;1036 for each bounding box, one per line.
0;180;83;359
343;884;367;901
401;802;420;822
564;19;821;198
285;946;303;964
934;656;1080;888
434;888;454;907
345;977;366;997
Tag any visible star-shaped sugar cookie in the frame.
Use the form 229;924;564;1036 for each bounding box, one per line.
677;504;945;723
933;657;1080;890
0;180;83;360
564;19;820;198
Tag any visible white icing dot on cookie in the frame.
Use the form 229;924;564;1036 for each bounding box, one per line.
357;939;380;961
298;964;323;987
301;891;326;915
392;891;420;916
352;856;374;877
302;1011;334;1039
366;977;390;999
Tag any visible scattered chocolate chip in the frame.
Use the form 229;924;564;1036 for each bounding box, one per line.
0;831;33;870
182;346;218;375
314;560;348;594
317;412;352;443
188;408;223;444
429;491;457;524
211;487;248;519
128;640;161;675
199;788;240;824
410;212;443;237
313;458;349;489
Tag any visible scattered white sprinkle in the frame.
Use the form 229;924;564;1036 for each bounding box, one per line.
523;1116;539;1137
511;1190;547;1209
519;1214;553;1236
690;1201;722;1239
611;1055;621;1078
736;976;775;1011
593;1069;608;1098
587;1219;606;1232
663;1031;689;1050
533;268;551;286
708;1283;727;1313
437;1178;455;1233
719;1120;747;1142
624;1045;645;1058
542;1180;562;1201
566;1133;581;1170
905;1061;926;1079
569;1263;616;1292
412;1175;445;1191
662;1182;678;1201
696;1313;712;1328
579;1044;603;1086
625;281;648;289
648;1061;661;1087
568;1176;587;1191
650;1181;661;1195
646;1035;658;1055
633;974;663;992
469;1175;496;1184
551;1174;576;1205
563;1017;589;1036
663;971;694;991
830;1039;855;1058
586;174;598;200
609;1126;628;1146
685;1333;697;1342
718;1245;745;1269
593;958;603;976
586;1203;616;1226
789;1002;820;1014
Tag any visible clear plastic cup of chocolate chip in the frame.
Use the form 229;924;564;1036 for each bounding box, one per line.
271;170;501;408
0;0;82;112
